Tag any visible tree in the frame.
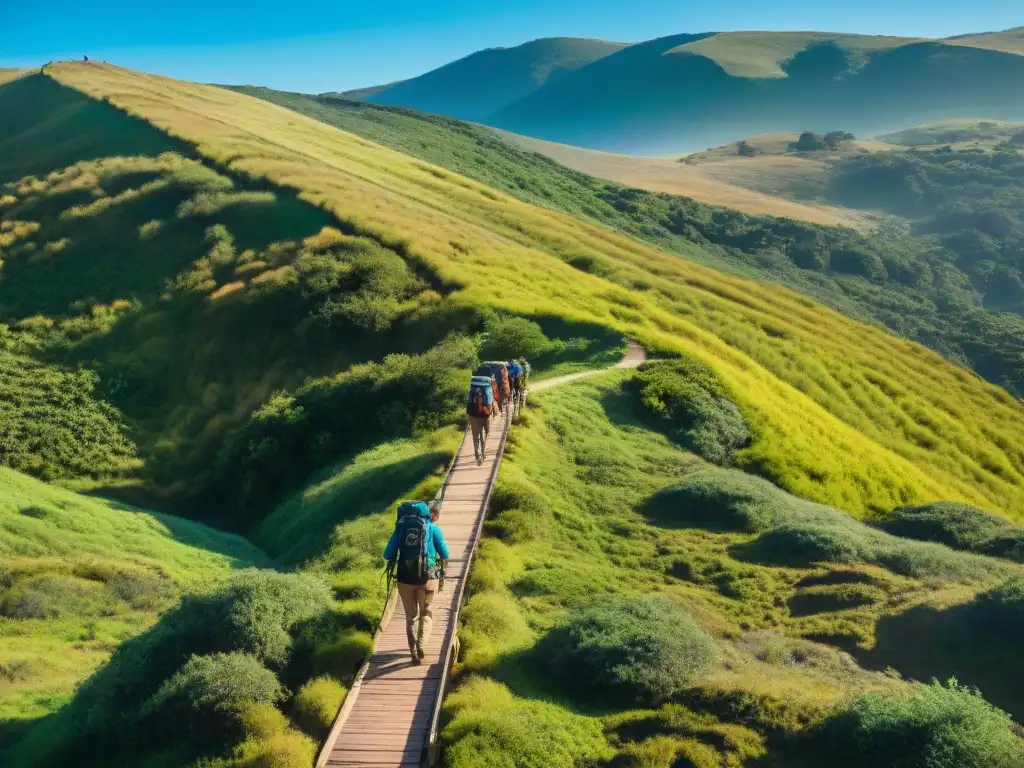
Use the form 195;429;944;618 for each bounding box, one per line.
737;140;760;157
791;132;827;152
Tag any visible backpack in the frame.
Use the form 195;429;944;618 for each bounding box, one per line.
393;504;431;585
467;376;493;417
508;362;522;382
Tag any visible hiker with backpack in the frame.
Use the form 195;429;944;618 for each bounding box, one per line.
467;375;494;463
384;501;450;664
508;360;523;410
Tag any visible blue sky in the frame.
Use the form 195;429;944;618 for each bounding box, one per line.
1;0;1021;93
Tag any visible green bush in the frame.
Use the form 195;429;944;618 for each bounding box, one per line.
641;469;783;532
144;652;283;739
481;314;553;359
441;677;612;768
969;578;1024;636
629;359;750;465
31;569;332;754
292;676;346;739
880;502;1024;563
543;597;717;705
652;468;1004;583
211;335;477;526
812;680;1024;767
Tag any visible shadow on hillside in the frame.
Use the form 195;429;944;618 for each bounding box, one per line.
260;447;451;564
0;74;179;185
839;601;1023;722
83;495;273;568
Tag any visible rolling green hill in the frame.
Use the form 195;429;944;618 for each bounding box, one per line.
344;30;1024;154
0;466;267;747
3;61;1024;766
345;37;627;123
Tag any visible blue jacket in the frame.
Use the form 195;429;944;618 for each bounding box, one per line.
384;502;450;569
508;362;523;380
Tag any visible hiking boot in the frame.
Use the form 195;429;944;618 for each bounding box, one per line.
417;645;426;661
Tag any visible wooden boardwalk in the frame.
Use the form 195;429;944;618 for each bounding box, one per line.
318;410;511;768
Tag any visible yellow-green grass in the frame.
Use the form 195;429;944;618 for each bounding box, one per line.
447;374;1021;764
945;28;1024;56
0;69;27;87
666;32;923;78
42;62;1024;521
0;467;267;732
494;128;866;227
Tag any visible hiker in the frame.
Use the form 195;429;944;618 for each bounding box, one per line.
468;375;494;462
518;358;531;389
508;359;523;407
384;501;449;664
490;374;501;415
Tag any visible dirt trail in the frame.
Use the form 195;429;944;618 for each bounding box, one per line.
531;341;646;393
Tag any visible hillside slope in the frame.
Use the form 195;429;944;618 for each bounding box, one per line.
229;87;1024;400
493;128;864;226
350;37;628;122
3;62;1024;767
945;27;1024;55
32;62;1024;522
0;466;267;742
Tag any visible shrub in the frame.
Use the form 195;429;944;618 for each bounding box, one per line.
143;652;283;739
629;359;751;465
292;676;346;739
231;703;318;768
661;469;1002;582
543;597;717;705
880;502;1023;562
812;680;1024;767
211;335;477;525
441;677;612;768
641;470;783;532
311;629;374;680
481;314;553;359
969;578;1024;636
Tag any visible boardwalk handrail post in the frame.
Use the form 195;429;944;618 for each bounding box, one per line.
423;408;511;767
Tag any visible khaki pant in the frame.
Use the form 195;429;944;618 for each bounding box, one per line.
397;580;437;656
469;415;489;459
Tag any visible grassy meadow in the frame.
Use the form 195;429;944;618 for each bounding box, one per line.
444;372;1024;766
0;468;267;746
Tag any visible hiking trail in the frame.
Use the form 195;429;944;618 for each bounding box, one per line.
317;344;644;767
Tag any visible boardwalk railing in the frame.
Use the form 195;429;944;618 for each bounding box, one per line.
316;408;512;768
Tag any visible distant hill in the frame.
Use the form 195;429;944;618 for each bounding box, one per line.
944;26;1024;55
345;30;1024;154
345;36;627;122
